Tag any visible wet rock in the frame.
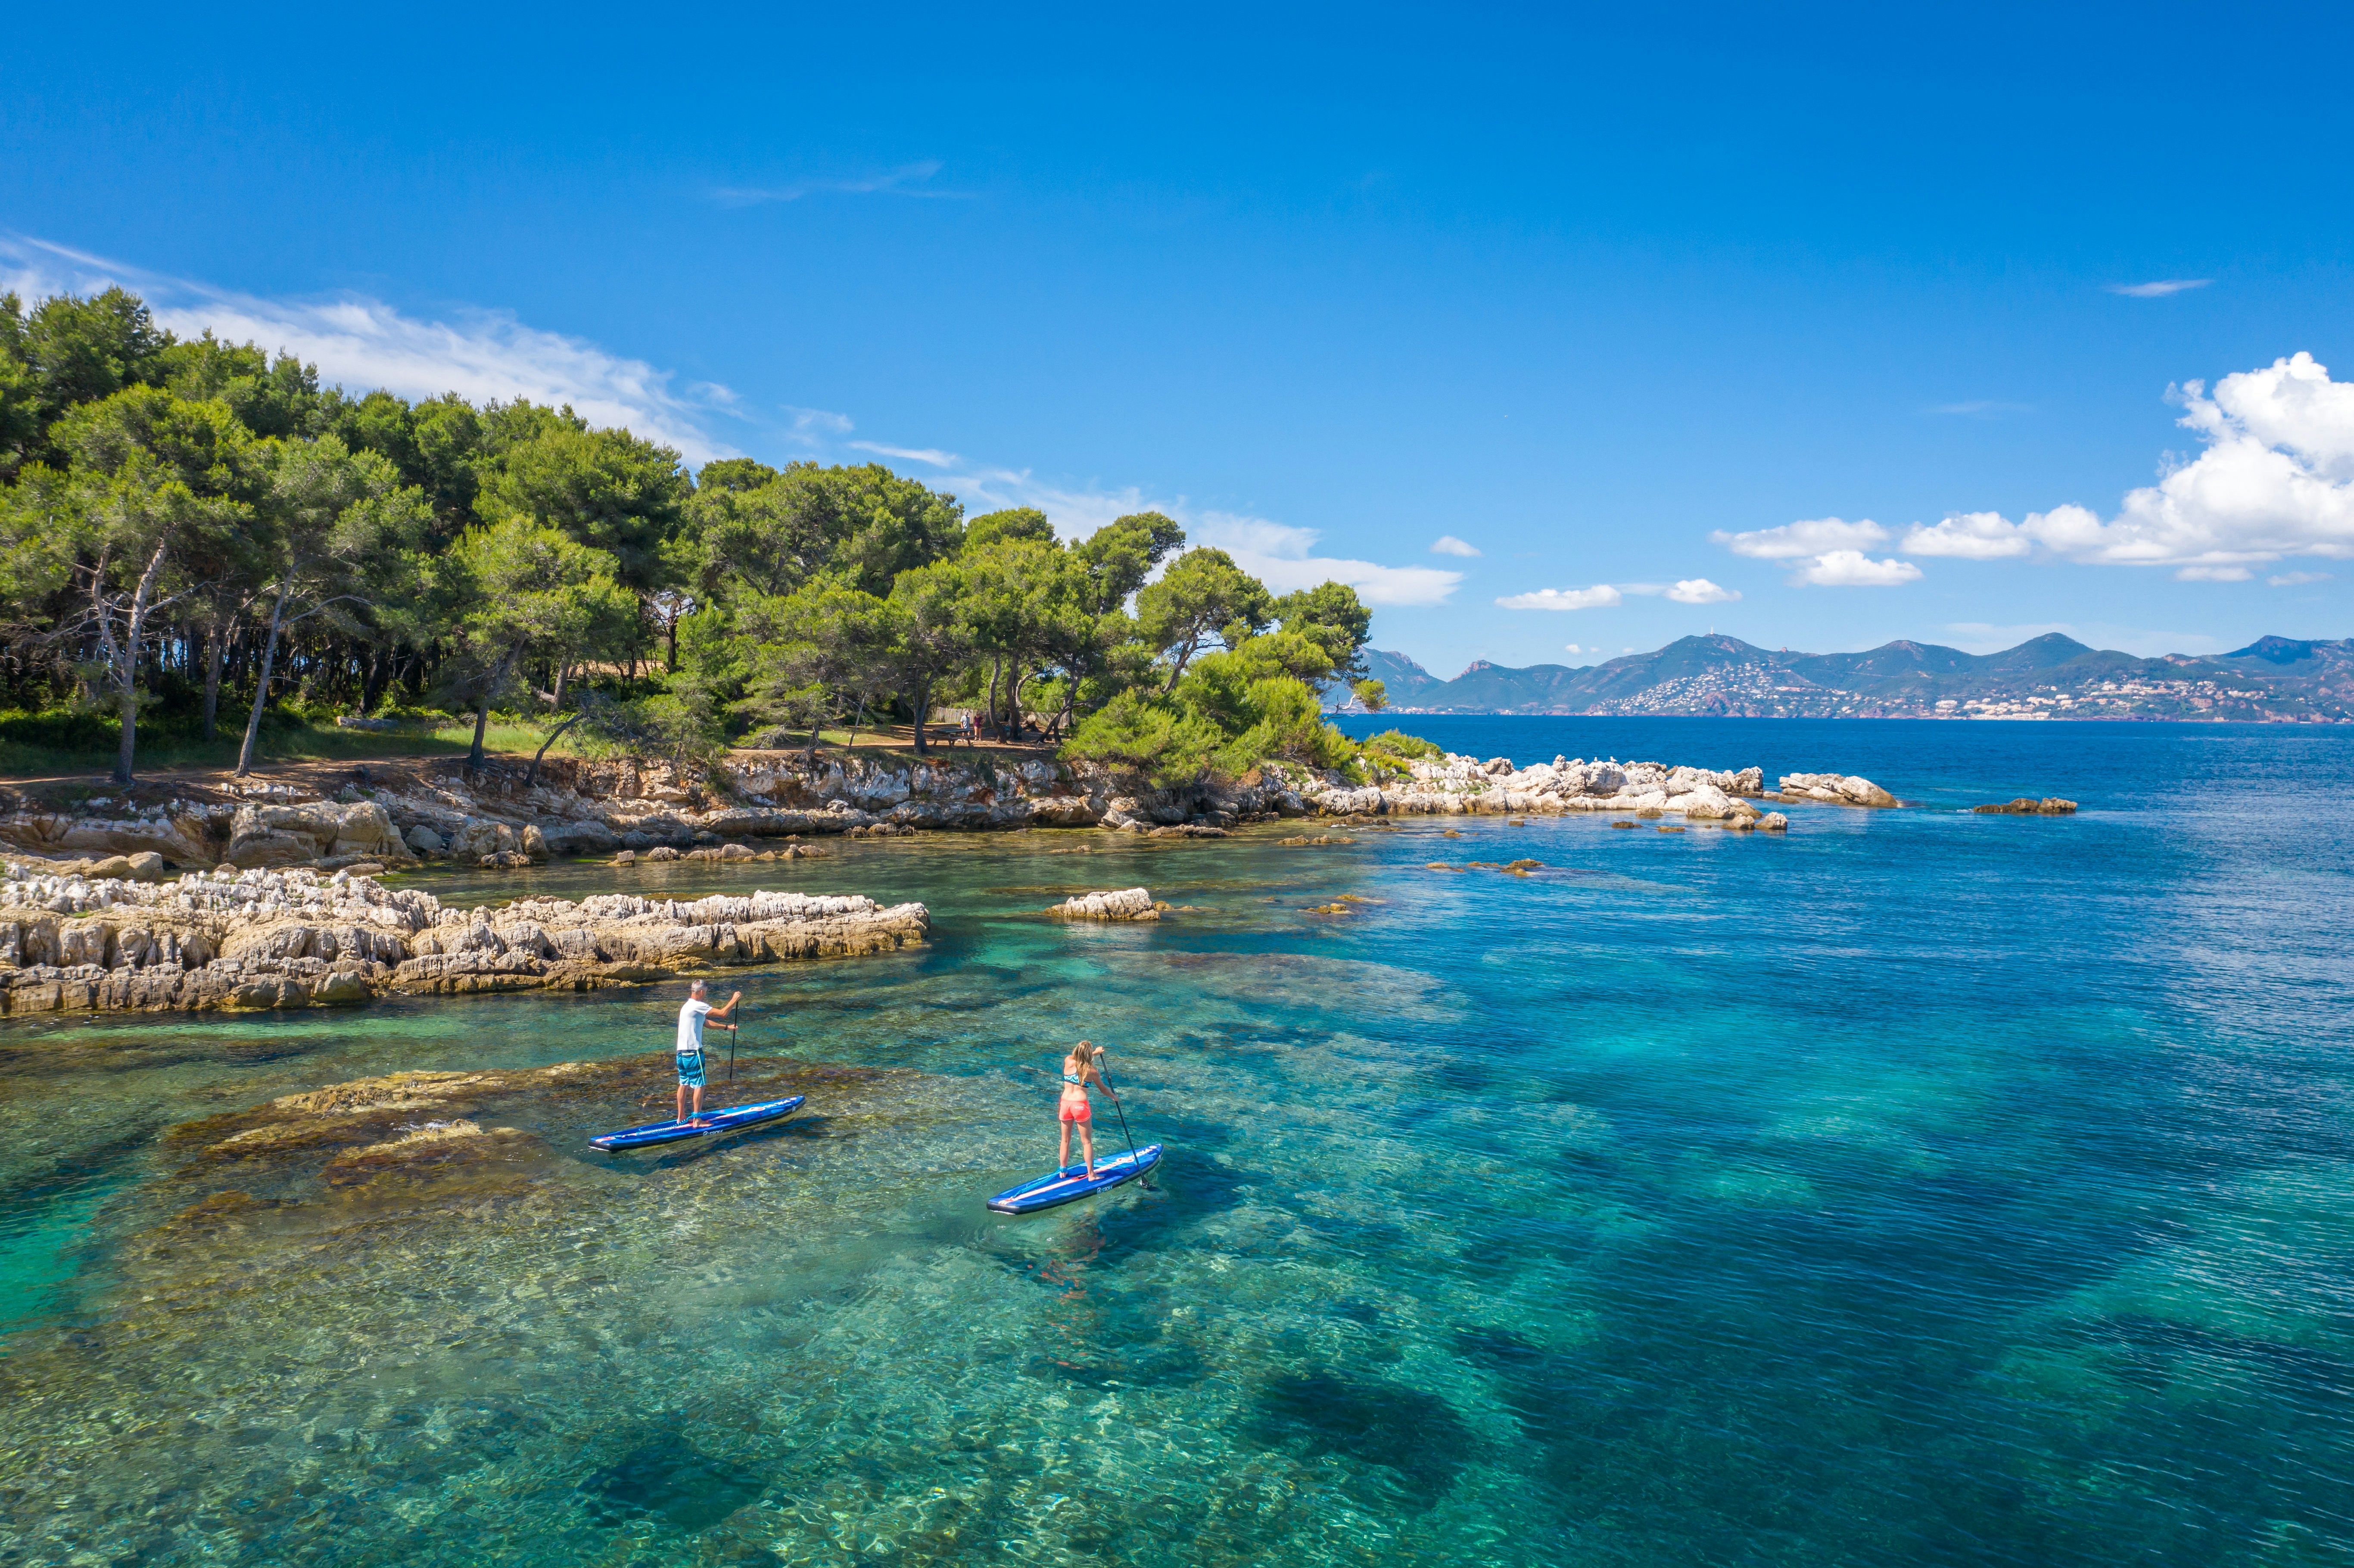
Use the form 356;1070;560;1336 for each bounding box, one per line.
1759;812;1789;831
1972;796;2079;815
0;863;927;1015
1045;887;1158;921
1776;772;1898;807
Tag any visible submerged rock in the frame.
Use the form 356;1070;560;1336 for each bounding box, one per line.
1972;797;2079;815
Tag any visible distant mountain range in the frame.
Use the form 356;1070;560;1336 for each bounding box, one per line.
1328;634;2354;722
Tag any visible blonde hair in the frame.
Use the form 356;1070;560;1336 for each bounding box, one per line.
1069;1041;1102;1068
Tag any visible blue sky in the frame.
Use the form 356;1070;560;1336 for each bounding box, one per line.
6;3;2351;676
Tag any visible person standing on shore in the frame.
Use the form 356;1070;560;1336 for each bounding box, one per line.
676;980;740;1126
1057;1041;1115;1178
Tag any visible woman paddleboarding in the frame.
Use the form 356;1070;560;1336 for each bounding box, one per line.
1057;1041;1116;1179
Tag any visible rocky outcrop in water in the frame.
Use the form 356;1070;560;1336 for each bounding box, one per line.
1773;772;1899;807
0;862;928;1016
1971;797;2079;815
1045;887;1158;921
1271;754;1777;824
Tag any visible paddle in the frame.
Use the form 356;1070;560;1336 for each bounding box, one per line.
1097;1058;1153;1191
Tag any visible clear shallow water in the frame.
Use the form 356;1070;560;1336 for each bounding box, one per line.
3;719;2351;1567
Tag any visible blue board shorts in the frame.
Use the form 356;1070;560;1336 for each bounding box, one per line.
676;1050;707;1088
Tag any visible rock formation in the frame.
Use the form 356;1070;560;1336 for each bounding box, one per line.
1773;772;1899;807
1281;754;1775;823
0;741;1886;876
1971;797;2080;815
0;861;927;1016
1044;887;1158;921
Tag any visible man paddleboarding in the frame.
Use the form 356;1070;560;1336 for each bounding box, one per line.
676;980;741;1125
1057;1041;1117;1179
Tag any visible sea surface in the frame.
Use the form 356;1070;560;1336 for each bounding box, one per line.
3;718;2351;1567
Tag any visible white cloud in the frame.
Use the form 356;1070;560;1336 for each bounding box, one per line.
1794;550;1923;587
1913;354;2354;571
849;441;957;467
1563;643;1582;654
2175;565;2251;582
2269;570;2332;586
1193;515;1464;606
1497;577;1737;609
2107;279;2212;298
926;464;1464;606
1712;516;1890;560
712;161;962;206
1497;585;1622;610
1429;535;1481;557
1901;510;2035;559
0;234;735;460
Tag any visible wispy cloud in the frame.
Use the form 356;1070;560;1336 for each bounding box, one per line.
0;234;736;460
2106;278;2212;299
1191;516;1465;607
916;463;1462;606
712;161;965;207
849;440;958;467
2269;570;2332;586
2175;565;2251;582
1429;535;1481;557
783;406;854;442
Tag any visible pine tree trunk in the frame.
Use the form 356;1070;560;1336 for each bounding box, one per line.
234;584;293;778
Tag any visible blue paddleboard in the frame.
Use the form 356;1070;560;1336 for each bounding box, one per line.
987;1144;1162;1214
591;1095;805;1151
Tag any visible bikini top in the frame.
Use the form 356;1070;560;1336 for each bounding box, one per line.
1062;1070;1084;1086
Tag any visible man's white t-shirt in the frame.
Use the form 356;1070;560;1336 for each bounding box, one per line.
676;998;713;1058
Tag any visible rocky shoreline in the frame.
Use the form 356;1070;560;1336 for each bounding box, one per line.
0;748;1923;880
0;861;928;1016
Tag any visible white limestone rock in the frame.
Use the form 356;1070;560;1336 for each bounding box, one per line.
1045;887;1159;921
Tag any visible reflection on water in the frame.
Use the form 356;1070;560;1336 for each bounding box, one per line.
4;721;2353;1566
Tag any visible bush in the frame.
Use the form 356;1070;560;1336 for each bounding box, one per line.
1062;688;1222;787
1361;728;1441;761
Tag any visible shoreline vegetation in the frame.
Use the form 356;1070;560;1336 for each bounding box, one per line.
0;284;1392;804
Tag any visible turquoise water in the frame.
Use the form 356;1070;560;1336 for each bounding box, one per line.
3;719;2351;1566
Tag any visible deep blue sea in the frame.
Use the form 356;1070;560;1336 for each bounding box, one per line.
3;719;2350;1567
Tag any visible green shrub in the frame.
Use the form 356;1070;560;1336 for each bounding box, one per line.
1361;728;1440;761
1062;688;1223;787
